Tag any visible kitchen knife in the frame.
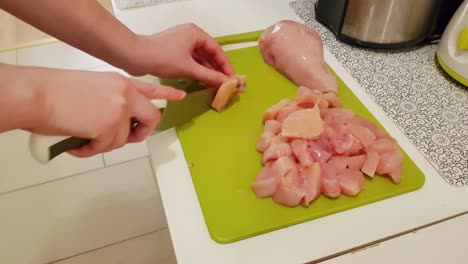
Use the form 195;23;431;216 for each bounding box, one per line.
29;79;216;164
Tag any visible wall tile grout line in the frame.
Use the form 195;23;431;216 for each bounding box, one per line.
46;227;168;264
0;155;151;197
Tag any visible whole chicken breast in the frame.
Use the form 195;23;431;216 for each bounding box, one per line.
259;20;338;94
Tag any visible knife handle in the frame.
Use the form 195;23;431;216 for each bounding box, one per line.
29;99;167;164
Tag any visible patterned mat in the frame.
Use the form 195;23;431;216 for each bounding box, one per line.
113;0;189;9
290;0;468;187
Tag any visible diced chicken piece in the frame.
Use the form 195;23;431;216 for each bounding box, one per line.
308;140;332;163
256;131;275;153
376;150;404;175
347;123;376;149
236;75;247;92
369;138;398;153
323;108;355;127
273;168;305;207
299;162;321;206
259;20;338;94
262;143;292;164
290;139;314;168
262;98;293;123
322;92;343;108
251;163;280;198
350;115;388;139
337;168;365;196
272;134;287;145
347;155;366;170
271;155;297;177
211;76;245;112
320;163;341;198
264;120;282;135
361;150;379;177
295;86;329;109
322;178;341;198
328;156;348;172
276;104;302;122
328;128;362;156
282;106;324;140
387;166;402;184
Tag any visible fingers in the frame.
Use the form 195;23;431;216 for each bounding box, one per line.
127;92;161;143
196;36;235;76
189;59;229;87
107;118;131;152
68;135;114;158
193;52;215;70
130;79;186;100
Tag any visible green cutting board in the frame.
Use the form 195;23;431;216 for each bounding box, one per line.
162;31;425;244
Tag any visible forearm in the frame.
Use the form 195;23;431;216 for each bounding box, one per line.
0;0;138;72
0;64;45;133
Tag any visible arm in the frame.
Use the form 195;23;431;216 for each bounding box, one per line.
0;0;137;73
0;63;185;157
0;63;43;133
0;0;235;87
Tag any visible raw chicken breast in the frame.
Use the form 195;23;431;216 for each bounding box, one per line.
282;106;324;140
308;140;332;163
361;151;379;177
347;155;366;170
262;143;292;165
290;139;314;167
251;163;280;198
262;99;293;123
295;86;329;110
259;20;338;94
299;163;322;206
273;167;305;207
264;120;282;135
276;104;302;122
337;168;365;196
320;163;341;198
211;75;246;112
376;150;404;175
271;155;297;177
252;79;405;207
328;156;348;172
256;131;275;153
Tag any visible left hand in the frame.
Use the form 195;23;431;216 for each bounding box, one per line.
125;23;236;87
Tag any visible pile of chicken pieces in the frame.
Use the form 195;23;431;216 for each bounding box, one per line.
251;20;404;208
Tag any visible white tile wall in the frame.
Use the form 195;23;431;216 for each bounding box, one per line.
0;157;167;264
0;129;104;194
17;42;105;70
0;50;16;64
55;229;177;264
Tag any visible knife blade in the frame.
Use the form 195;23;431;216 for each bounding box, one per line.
29;79;216;164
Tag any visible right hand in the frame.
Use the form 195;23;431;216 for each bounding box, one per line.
28;68;185;158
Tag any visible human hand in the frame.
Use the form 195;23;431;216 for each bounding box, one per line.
126;23;235;87
28;68;185;158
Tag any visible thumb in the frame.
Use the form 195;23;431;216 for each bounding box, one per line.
129;78;186;100
190;60;228;87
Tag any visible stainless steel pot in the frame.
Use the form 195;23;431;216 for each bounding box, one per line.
316;0;464;48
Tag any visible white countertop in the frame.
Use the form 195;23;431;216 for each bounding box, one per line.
111;0;468;263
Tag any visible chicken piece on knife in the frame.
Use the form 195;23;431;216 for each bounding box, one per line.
211;75;246;112
259;20;338;94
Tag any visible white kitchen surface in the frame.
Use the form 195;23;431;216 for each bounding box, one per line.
323;213;468;264
0;0;466;263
